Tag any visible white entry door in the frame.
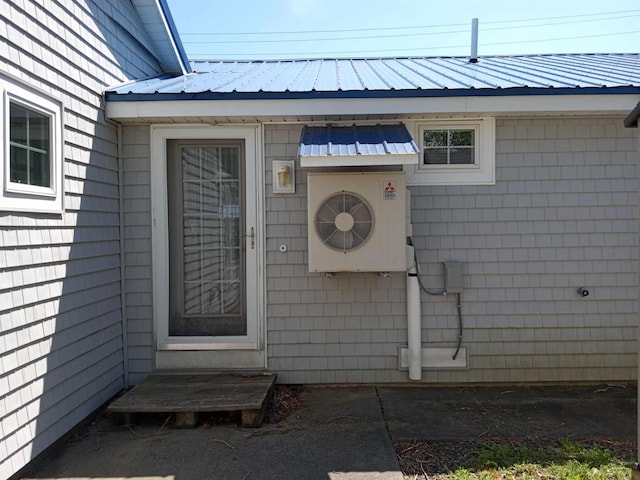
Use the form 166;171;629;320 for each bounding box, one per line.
150;126;264;370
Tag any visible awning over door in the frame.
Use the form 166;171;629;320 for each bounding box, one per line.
298;124;419;167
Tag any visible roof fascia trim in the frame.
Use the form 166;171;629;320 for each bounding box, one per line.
105;86;640;102
106;94;640;120
155;0;191;74
299;153;418;167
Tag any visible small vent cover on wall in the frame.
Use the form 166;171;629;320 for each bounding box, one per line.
307;172;407;272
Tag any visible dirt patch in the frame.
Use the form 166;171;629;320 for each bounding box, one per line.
265;385;302;423
395;438;637;479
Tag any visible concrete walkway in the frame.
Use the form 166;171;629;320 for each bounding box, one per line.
25;387;403;480
23;384;636;480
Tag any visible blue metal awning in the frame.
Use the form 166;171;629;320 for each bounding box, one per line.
298;124;419;167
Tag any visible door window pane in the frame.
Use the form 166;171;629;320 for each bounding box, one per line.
169;143;246;337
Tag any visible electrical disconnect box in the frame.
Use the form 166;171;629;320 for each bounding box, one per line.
444;262;464;293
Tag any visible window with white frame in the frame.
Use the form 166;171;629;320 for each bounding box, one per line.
1;75;63;213
405;117;495;186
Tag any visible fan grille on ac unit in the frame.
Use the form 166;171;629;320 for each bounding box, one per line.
314;191;374;252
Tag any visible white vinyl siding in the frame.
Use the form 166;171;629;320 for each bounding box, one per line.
0;1;164;478
121;125;154;383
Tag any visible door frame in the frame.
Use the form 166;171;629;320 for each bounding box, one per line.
149;124;265;369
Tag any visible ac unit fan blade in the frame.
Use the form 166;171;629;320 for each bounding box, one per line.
314;191;374;252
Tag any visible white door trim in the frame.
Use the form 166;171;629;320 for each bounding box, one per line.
149;125;265;369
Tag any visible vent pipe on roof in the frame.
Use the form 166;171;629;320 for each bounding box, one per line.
469;18;479;63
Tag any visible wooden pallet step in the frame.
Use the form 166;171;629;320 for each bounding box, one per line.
107;372;276;428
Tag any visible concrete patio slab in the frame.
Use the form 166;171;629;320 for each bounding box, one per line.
24;386;403;480
378;384;636;441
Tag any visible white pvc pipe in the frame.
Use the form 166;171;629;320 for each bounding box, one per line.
407;246;422;381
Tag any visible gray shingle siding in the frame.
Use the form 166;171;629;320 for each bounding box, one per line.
264;117;637;384
0;1;164;478
414;117;637;382
265;124;414;383
120;116;637;386
121;125;153;385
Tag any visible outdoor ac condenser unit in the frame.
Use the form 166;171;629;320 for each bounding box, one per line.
307;171;407;272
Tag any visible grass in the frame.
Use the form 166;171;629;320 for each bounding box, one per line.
460;440;629;479
398;439;634;480
468;441;629;480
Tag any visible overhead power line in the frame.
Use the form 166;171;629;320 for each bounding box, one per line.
188;30;640;59
485;9;640;25
181;8;640;37
184;29;467;45
183;13;640;46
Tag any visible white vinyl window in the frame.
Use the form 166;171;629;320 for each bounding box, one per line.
1;75;63;213
405;117;495;186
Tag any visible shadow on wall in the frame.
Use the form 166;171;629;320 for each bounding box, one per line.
1;0;169;477
6;111;124;478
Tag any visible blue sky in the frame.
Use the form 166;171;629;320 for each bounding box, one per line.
165;0;640;60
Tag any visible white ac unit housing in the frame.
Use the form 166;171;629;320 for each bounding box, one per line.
307;171;407;272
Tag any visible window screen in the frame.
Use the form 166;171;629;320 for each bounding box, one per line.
423;129;475;165
9;102;51;187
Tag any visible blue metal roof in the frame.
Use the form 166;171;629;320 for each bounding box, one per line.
298;124;419;167
300;124;418;156
106;54;640;101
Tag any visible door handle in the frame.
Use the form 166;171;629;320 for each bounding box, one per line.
243;227;255;250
